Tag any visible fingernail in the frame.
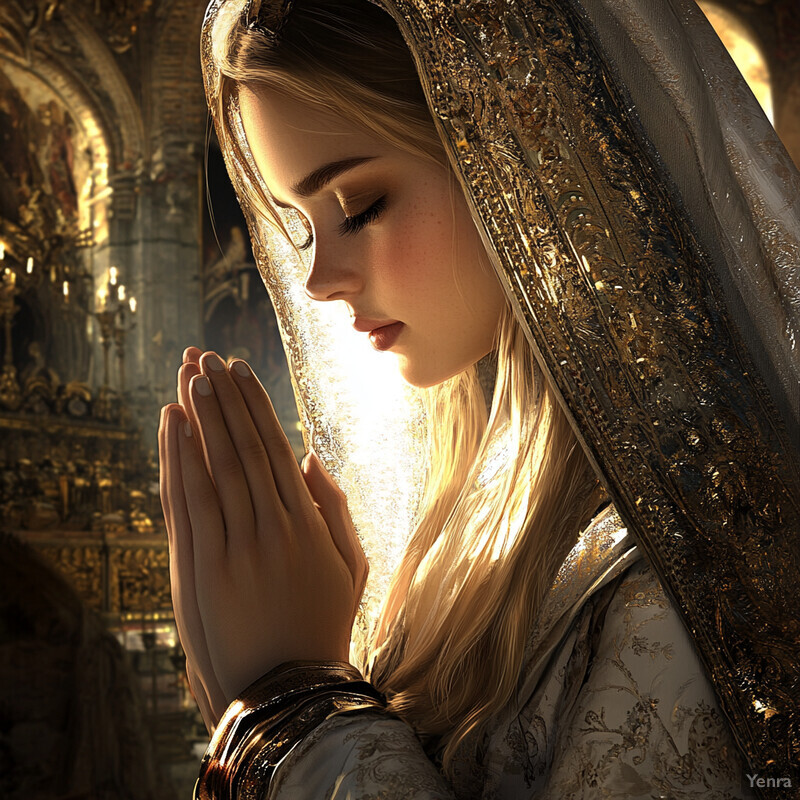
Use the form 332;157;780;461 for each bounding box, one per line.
183;421;192;437
205;352;226;371
194;376;212;396
232;360;250;378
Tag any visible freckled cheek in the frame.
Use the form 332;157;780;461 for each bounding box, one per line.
378;214;455;300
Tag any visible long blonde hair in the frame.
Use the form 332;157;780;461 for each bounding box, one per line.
210;0;602;775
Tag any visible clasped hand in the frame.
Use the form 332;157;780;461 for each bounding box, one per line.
158;347;368;732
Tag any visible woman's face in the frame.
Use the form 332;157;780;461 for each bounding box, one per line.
239;87;506;388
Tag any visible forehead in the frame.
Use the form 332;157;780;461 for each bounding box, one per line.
238;86;391;199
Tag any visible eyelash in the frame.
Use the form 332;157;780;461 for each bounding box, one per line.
297;195;388;252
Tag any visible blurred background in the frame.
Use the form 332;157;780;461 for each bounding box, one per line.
0;1;796;797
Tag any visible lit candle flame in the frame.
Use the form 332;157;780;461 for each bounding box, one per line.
118;284;126;301
63;281;69;299
109;266;118;286
129;296;137;313
26;257;33;274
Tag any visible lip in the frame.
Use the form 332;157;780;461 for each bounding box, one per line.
352;316;400;333
351;316;405;351
368;321;404;351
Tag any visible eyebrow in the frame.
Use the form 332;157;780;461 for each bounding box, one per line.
269;155;378;208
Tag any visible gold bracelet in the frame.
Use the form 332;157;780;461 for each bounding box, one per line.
194;661;391;800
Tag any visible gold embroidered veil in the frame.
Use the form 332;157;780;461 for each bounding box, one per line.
201;0;800;788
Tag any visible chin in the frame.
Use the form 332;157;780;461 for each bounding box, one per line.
397;353;473;389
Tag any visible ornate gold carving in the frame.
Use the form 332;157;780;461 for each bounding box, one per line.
38;541;104;609
6;0;152;54
0;408;163;535
110;541;171;614
0;276;21;410
19;531;171;616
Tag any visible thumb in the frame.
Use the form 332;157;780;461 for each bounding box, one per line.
302;450;368;600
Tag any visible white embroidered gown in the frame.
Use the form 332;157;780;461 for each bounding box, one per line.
268;507;758;799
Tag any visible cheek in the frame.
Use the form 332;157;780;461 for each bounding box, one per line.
377;202;457;303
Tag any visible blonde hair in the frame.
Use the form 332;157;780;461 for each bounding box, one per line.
210;0;602;775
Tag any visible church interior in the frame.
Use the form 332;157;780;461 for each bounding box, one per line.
0;0;797;797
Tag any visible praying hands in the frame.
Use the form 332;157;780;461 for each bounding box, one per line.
158;347;368;732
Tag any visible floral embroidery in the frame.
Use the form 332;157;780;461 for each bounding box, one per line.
630;635;674;660
271;540;757;800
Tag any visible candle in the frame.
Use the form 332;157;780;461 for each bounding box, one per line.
109;266;118;286
98;286;108;310
63;280;69;299
118;284;126;301
129;296;137;313
0;242;5;260
26;257;33;274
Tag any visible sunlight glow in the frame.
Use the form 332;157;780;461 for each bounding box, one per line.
699;3;774;123
263;208;427;654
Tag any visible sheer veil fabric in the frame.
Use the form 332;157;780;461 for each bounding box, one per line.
201;0;800;787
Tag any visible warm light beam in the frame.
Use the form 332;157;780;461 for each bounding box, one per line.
699;3;774;124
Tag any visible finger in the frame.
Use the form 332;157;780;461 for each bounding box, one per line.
175;345;201;434
158;405;174;545
163;404;227;715
165;405;223;671
302;450;368;608
229;358;311;513
187;374;255;546
174;400;228;566
183;345;203;365
196;352;282;531
178;361;201;431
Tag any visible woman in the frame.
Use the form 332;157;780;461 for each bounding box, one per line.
159;0;800;796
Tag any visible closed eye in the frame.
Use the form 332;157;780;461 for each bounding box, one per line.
298;195;388;252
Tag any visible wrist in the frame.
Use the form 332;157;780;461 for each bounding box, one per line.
195;660;391;800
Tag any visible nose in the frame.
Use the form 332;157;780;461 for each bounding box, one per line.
303;243;363;302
